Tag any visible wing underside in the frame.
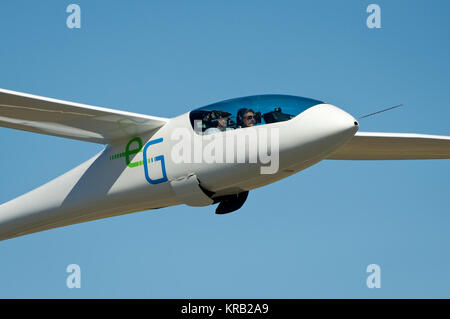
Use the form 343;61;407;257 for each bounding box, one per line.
0;88;169;144
327;132;450;160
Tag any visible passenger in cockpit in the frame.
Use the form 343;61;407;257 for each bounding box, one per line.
204;110;232;135
237;108;256;128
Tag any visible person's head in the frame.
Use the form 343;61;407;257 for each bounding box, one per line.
237;108;256;128
242;109;255;127
207;110;231;131
217;117;228;129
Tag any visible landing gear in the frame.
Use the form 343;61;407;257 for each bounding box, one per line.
198;181;249;215
215;191;249;215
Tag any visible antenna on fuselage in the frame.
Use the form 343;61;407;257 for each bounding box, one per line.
359;104;403;119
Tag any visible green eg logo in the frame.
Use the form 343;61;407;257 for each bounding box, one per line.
109;137;167;184
109;137;144;168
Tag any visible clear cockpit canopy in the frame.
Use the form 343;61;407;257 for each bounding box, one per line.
189;94;324;134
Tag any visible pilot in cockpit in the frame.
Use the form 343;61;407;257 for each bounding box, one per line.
237;108;256;128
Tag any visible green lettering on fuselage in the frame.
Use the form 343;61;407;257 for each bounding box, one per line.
109;137;149;168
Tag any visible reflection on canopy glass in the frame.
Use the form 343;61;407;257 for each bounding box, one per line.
189;94;324;134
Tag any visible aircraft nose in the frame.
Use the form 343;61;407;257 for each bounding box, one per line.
296;103;359;147
310;103;358;136
327;104;359;135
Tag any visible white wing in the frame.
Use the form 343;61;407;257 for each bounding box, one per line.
327;132;450;160
0;88;169;144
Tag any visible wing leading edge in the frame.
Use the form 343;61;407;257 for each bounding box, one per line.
327;132;450;160
0;88;169;144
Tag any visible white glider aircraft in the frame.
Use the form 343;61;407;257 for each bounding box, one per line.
1;88;449;241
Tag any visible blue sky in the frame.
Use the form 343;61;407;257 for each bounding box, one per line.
0;0;449;298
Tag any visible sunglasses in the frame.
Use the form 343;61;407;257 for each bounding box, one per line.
245;115;254;120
